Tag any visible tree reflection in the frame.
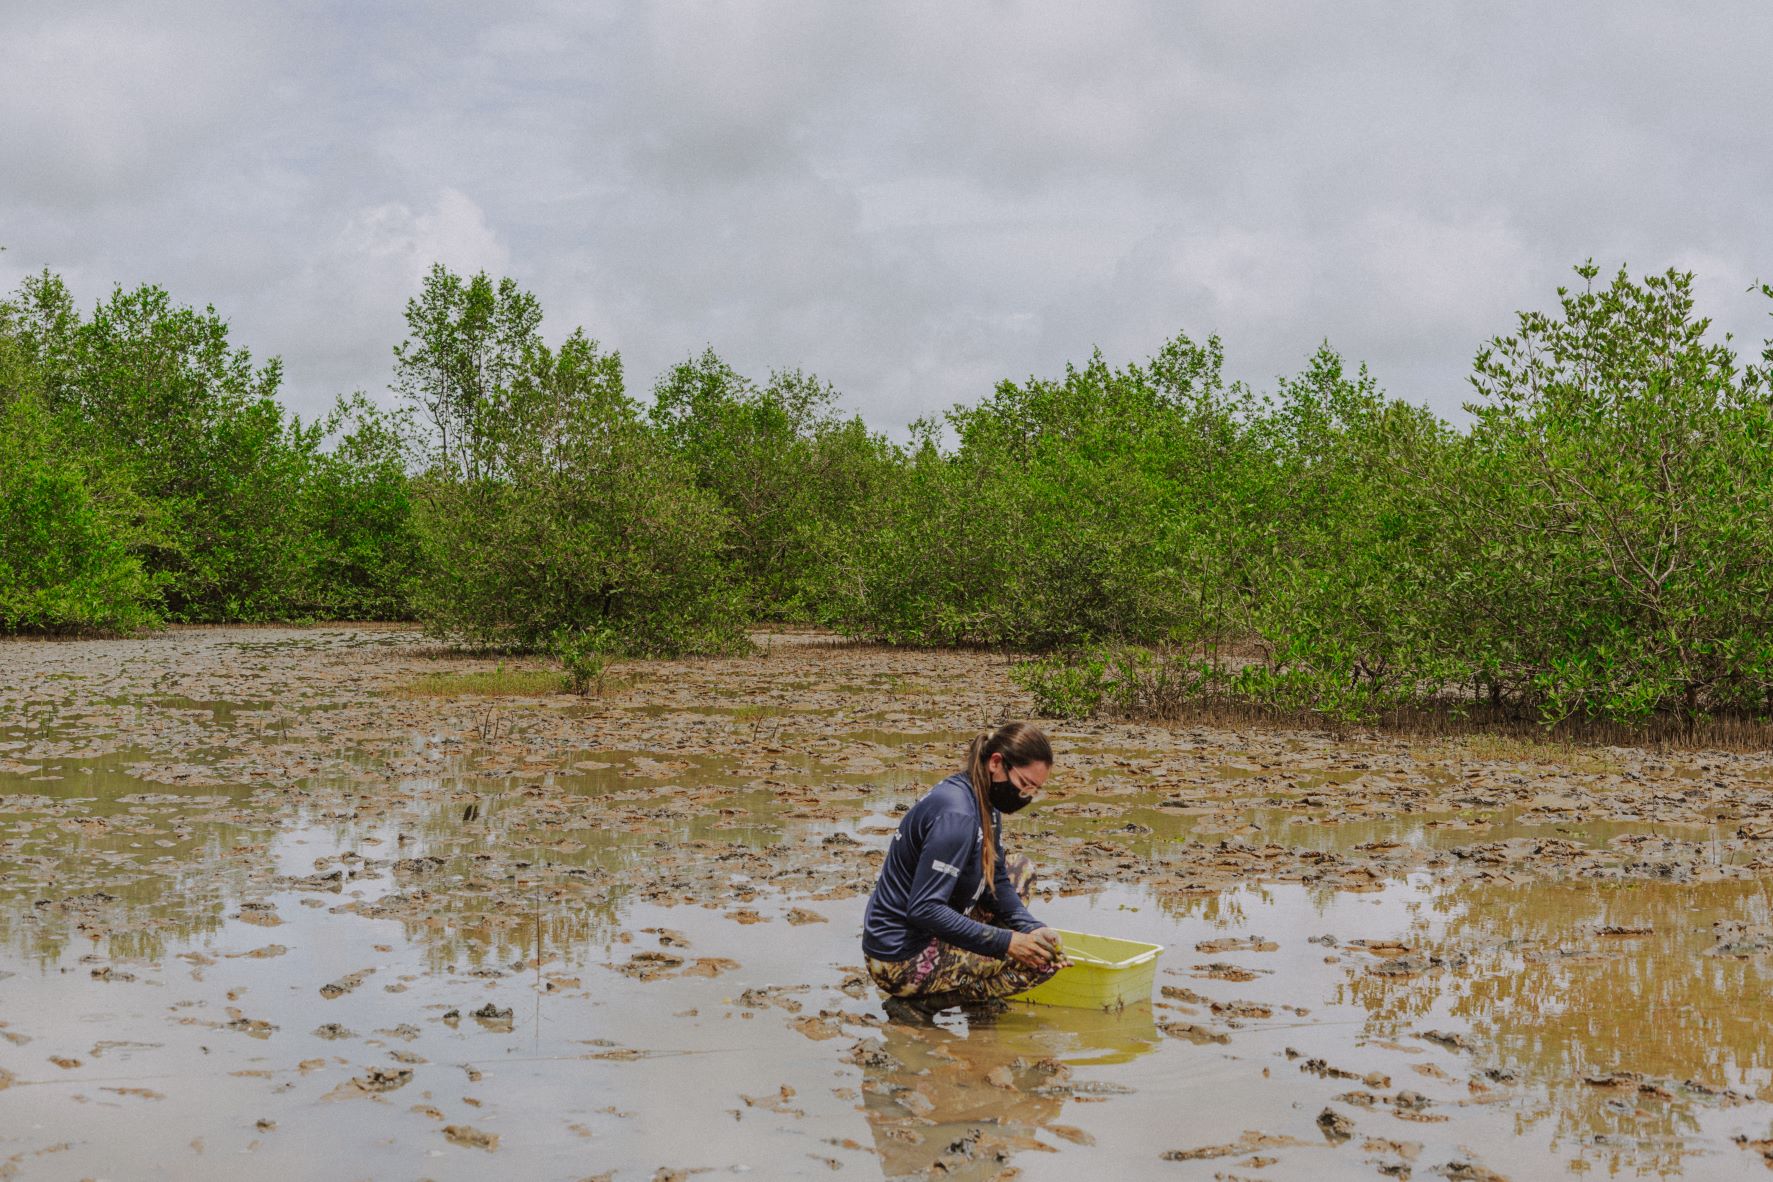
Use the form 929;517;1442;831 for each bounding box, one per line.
1338;877;1773;1175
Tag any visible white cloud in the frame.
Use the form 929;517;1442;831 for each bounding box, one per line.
340;189;511;280
256;190;512;409
2;1;1770;424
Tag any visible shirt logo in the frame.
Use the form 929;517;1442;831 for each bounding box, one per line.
931;859;961;878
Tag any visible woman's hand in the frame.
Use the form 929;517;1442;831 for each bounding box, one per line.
1006;930;1051;968
1032;926;1070;968
1007;927;1068;970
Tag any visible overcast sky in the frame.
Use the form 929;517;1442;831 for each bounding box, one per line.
4;1;1771;429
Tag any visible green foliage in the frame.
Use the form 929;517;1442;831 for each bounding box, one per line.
650;350;896;620
1015;648;1111;718
13;273;294;620
8;252;1771;731
553;625;616;695
402;269;746;656
1454;264;1773;722
0;391;157;633
1;271;418;626
835;333;1261;649
847;265;1773;727
296;394;422;619
1016;645;1217;720
393;264;542;481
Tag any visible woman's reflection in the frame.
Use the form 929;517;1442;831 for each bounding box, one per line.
858;1004;1159;1179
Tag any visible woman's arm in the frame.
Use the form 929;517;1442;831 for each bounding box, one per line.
903;814;1014;958
993;853;1067;969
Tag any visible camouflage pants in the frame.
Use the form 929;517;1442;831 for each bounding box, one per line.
866;855;1059;1005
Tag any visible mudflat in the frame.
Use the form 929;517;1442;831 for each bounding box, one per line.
3;626;1773;1180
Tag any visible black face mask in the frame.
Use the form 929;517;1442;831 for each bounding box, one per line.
989;777;1032;814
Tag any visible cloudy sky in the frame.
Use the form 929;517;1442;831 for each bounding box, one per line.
4;1;1771;428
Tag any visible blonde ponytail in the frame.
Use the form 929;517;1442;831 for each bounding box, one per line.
965;731;999;893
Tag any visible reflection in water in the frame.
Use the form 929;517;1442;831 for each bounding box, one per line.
862;1006;1159;1179
0;748;267;963
142;695;275;723
1337;877;1773;1177
0;730;927;969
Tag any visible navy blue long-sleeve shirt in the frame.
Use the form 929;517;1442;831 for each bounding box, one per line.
861;773;1044;961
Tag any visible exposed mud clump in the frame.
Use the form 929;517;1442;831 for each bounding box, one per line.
323;1067;413;1100
319;969;375;999
1420;1030;1472;1052
229;944;288;959
357;1067;412;1093
1159;1021;1229;1045
1163;1130;1313;1161
617;950;684;980
1317;1106;1356;1142
234;902;283;927
682;957;739;977
1437;1161;1509;1181
1195;935;1278;954
442;1124;498;1150
223;1011;277;1039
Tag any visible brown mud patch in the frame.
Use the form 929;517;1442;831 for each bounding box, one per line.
3;626;1773;1178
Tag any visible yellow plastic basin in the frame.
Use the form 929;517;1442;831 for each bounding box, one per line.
1010;929;1163;1010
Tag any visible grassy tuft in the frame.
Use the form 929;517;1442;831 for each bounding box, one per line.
389;666;566;697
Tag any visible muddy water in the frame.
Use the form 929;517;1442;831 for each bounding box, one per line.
5;629;1773;1179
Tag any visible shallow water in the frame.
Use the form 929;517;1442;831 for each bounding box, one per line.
8;845;1773;1179
5;627;1773;1180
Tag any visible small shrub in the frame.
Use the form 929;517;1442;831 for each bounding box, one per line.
1014;649;1111;718
399;269;747;656
554;626;616;696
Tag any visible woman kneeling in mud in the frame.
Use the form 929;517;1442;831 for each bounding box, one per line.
862;722;1067;1016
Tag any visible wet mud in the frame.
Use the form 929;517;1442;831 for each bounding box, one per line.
4;626;1773;1179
